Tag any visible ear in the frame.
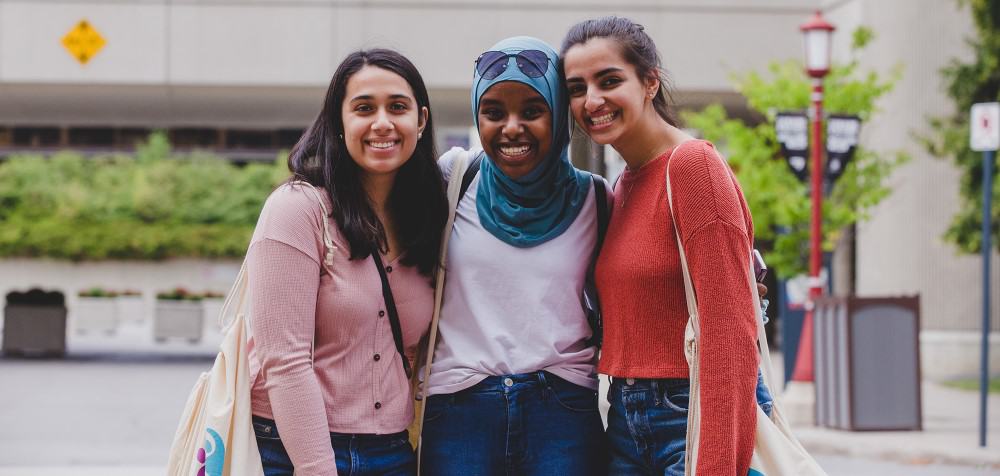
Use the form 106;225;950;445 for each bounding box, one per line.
644;72;660;99
417;106;429;135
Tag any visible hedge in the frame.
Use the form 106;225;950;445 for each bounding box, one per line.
0;132;290;260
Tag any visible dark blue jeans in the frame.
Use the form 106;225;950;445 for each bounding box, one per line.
606;371;772;476
252;416;415;476
420;371;607;476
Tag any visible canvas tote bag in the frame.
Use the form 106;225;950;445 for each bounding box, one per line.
165;260;264;476
167;182;336;476
666;157;827;476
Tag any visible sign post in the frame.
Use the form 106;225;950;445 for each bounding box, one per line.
971;101;999;448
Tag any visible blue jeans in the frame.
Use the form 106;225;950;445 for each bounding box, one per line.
252;416;415;476
420;371;606;476
606;371;773;475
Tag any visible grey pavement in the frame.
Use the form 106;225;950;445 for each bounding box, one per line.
1;323;999;475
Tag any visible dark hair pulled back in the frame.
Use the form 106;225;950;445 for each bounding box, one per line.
561;16;678;126
286;49;448;278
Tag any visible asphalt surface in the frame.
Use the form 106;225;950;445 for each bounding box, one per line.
2;352;998;475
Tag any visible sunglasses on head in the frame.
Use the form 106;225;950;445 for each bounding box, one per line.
475;50;551;80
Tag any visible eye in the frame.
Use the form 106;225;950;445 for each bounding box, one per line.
567;84;586;97
480;108;504;121
523;106;547;120
600;76;623;88
389;102;409;112
353;103;374;113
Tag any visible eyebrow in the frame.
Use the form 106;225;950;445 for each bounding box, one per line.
349;94;413;102
566;67;625;82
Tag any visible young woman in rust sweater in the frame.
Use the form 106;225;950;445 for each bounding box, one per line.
561;16;767;475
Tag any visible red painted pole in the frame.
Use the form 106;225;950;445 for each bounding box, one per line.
792;78;825;382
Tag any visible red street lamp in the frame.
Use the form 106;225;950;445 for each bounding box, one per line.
791;11;835;384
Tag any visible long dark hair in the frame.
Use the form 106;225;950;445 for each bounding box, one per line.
287;49;447;278
560;16;679;126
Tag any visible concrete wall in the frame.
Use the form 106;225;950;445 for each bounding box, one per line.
0;0;816;128
828;0;993;333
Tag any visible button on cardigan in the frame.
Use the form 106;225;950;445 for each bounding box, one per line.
246;183;433;475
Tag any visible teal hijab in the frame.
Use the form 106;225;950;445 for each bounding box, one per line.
473;36;591;248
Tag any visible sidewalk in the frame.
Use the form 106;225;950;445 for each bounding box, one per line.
594;352;1000;471
2;322;998;474
793;380;1000;469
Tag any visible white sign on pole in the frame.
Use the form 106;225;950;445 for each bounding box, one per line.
971;102;1000;152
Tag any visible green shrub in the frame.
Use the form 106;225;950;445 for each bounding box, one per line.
0;132;290;260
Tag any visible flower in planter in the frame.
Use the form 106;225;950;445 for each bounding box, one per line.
78;287;119;298
201;291;225;300
118;289;142;297
156;287;203;301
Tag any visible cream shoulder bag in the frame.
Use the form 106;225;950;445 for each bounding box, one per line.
666;159;827;476
167;182;333;476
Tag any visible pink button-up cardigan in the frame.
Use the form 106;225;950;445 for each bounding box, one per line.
246;183;433;475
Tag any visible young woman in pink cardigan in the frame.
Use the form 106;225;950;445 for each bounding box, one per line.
245;49;448;476
562;16;770;475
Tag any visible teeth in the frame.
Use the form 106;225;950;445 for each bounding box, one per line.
591;112;616;125
368;141;395;149
499;145;530;156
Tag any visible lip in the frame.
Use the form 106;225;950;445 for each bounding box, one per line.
496;142;534;160
364;138;401;153
586;110;618;131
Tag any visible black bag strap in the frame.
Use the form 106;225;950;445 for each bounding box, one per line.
372;253;412;379
584;174;610;347
454;155;610;347
591;175;610;255
459;151;484;204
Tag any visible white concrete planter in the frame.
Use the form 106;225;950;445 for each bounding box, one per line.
153;300;204;343
201;298;226;332
115;295;146;324
73;297;119;334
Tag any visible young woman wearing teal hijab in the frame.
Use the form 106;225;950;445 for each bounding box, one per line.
419;36;608;475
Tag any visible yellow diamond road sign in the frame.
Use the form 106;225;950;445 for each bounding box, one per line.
61;20;106;65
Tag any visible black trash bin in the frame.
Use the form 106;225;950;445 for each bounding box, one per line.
813;295;922;431
3;289;68;357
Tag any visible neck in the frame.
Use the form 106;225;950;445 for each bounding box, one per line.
362;172;395;217
613;109;687;170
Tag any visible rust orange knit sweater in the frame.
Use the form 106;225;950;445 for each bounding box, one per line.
596;140;759;475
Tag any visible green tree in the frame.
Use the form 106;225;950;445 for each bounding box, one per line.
921;0;1000;253
682;27;908;277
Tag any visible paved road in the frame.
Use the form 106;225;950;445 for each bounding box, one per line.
1;354;997;475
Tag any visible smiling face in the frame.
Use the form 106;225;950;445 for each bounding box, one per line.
563;37;659;148
341;65;428;180
477;81;553;179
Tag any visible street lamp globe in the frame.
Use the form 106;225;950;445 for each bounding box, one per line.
800;10;835;78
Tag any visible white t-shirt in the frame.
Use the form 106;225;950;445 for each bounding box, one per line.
426;148;600;396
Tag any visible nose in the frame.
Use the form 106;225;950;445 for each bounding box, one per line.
371;108;394;134
585;90;605;113
501;116;523;139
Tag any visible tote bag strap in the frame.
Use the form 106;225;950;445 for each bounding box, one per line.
413;150;472;467
665;157;704;476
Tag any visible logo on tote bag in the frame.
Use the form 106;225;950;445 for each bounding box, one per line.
196;428;226;476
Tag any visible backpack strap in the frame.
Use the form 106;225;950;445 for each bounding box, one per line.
459;151;484;203
583;174;610;347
